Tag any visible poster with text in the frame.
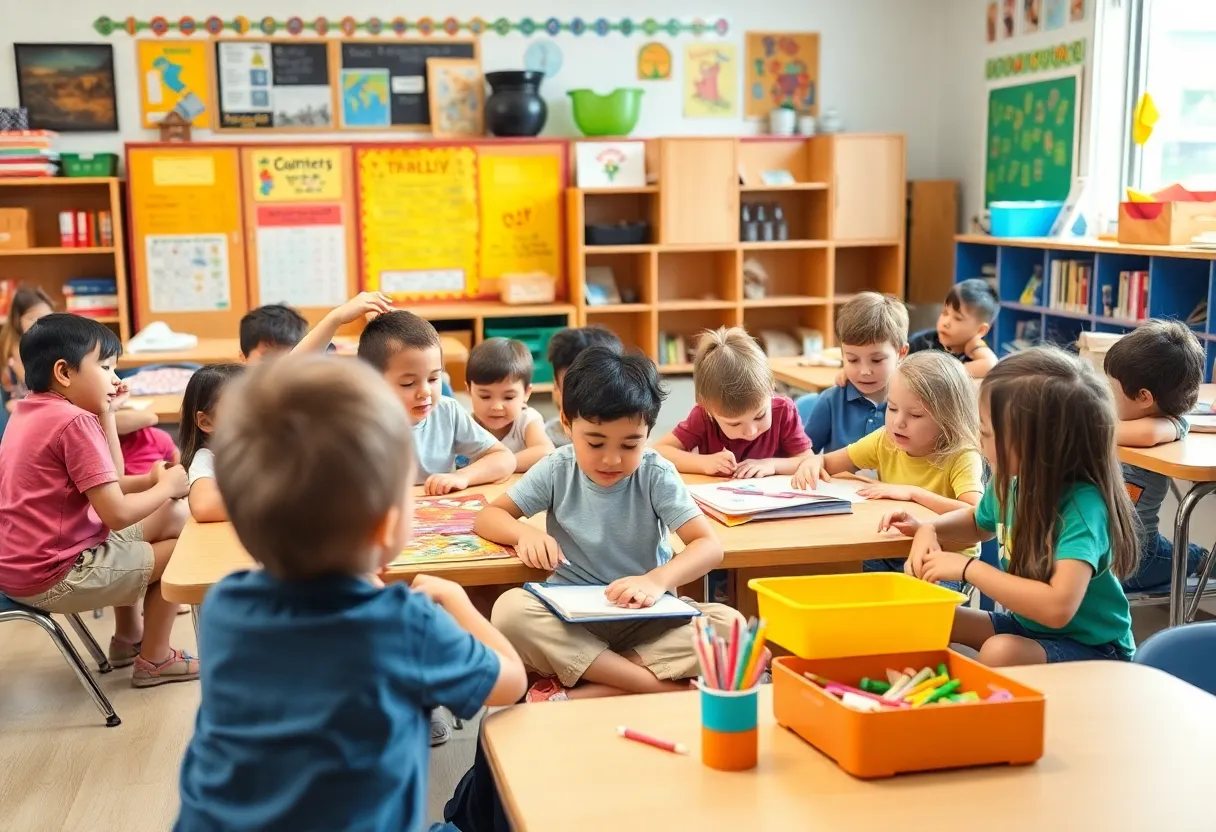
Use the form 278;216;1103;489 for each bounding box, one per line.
255;204;347;309
252;147;344;202
137;40;210;128
478;154;561;284
684;43;738;118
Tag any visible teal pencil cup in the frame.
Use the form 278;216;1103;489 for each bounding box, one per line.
698;679;759;771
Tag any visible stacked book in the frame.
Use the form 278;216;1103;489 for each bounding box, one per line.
0;130;58;178
64;277;118;320
1101;271;1149;321
657;332;688;367
686;475;860;526
1048;259;1092;314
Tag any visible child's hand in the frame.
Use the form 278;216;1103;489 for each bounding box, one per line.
411;573;471;609
835;369;847;387
111;380;131;411
366;572;386;589
425;473;469;496
905;524;941;579
855;479;915;502
878;510;920;536
606;575;665;609
733;458;777;479
515;527;566;571
919;549;972;585
701;449;737;477
964;333;988;358
335;291;394;324
792;454;828;490
154;462;189;500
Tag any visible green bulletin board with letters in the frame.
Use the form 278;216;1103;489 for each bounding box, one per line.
984;71;1080;206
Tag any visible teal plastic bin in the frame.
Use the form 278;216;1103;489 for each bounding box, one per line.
483;324;565;384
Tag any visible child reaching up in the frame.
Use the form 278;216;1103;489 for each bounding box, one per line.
176;355;526;831
655;326;813;478
466;337;554;472
884;347;1138;665
476;347;744;702
178;363;245;523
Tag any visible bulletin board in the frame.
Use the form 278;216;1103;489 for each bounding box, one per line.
336;40;479;130
983;69;1081;206
126;145;249;338
357;141;565;303
743;32;819;119
136;39;211;128
241;146;358;317
212;38;336;130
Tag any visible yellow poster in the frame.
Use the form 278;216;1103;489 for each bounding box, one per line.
684;43;738;118
478;154;561;283
137;39;211;128
252;148;345;202
358;147;480;301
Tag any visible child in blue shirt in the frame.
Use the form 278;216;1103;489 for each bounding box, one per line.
176;354;526;832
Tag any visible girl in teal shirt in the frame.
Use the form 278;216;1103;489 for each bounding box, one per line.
880;347;1139;665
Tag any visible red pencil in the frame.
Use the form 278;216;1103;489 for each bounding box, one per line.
617;726;688;755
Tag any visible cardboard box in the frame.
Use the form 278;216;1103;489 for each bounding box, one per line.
1118;199;1216;246
0;208;32;250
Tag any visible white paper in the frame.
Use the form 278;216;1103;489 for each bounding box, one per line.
575;141;647;188
380;269;465;295
687;475;865;515
146;234;231;313
256;224;347;308
391;75;425;94
527;584;700;620
271;86;333;127
219;42;273;112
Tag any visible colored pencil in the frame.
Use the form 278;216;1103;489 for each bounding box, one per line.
725;618;741;689
738;621;767;687
618;726;688;755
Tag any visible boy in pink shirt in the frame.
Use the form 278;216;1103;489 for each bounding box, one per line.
0;314;195;687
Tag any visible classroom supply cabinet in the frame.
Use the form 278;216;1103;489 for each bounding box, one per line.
831;134;906;242
659;138;739;246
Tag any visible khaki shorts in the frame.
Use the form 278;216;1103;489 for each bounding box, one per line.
491;587;744;688
14;525;155;614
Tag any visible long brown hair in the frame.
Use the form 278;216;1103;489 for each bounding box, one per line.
981;347;1138;582
179;363;245;472
0;286;54;364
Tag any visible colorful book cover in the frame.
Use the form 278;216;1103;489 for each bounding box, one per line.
389;493;513;567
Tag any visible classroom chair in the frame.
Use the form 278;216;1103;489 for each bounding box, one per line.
1134;621;1216;696
0;594;121;727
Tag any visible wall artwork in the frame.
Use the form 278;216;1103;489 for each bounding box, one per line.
1023;0;1042;35
1044;0;1068;31
985;40;1085;80
14;43;118;132
427;58;485;137
987;2;999;43
743;32;818;118
137;39;211;128
1001;0;1018;39
637;42;673;80
683;43;738;118
1070;0;1086;23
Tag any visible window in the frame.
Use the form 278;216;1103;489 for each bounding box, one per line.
1131;0;1216;190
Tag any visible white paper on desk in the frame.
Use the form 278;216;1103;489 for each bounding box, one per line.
1188;415;1216;433
122;399;152;411
526;584;700;622
687;475;865;515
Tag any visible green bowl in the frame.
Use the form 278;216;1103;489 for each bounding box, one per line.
568;88;643;136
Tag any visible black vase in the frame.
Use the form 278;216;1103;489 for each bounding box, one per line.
485;71;547;137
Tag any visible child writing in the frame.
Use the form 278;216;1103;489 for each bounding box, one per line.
907;278;999;378
176;355;526;832
0;314;194;686
655;326;814;478
178;363;245;523
466;337;554;472
797;350;985;573
883;347;1138;665
1;286;53;411
544;325;623;447
1104;320;1207;591
476;347;744;702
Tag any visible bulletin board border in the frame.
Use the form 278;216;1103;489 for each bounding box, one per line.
209;37;340;133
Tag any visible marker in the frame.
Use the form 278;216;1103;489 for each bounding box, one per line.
902;673;949;701
936;663;949;678
885;669;902;685
860;677;891;694
618;726;688;755
914;679;962;707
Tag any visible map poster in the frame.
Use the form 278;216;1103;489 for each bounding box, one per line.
341;68;391;128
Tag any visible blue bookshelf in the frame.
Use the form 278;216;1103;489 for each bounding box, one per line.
954;235;1216;381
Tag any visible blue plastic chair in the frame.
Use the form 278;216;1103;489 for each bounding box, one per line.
1134;621;1216;696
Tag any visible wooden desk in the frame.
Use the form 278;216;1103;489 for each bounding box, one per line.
118;335;470;369
1118;384;1216;626
161;476;934;606
768;357;840;392
483;662;1216;830
127;394;183;424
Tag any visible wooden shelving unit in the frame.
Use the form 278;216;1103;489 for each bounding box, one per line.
568;135;906;371
0;177;130;342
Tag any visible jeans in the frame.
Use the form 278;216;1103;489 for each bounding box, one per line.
1122;533;1206;592
989;612;1130;663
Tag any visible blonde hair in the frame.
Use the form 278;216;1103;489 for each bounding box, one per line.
693;327;773;417
895;351;979;461
213;354;414;579
981;347;1138;583
835;292;909;349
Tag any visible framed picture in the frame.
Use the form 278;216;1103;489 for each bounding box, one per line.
14;43;118;132
575;141;646;188
426;58;484;138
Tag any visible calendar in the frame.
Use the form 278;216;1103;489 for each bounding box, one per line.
146;233;231;312
254;203;347;308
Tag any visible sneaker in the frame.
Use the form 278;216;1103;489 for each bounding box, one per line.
107;637;141;669
431;711;452;747
131;648;199;688
525;678;569;703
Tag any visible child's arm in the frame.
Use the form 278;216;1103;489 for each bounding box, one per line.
735;401;816;478
114;409;158;435
426;442;514;495
858;482;981;515
963;335;998;378
291;292;393;355
1115;416;1184;448
474;494;567;571
735;448;816;479
653;432;737;477
101;409;157;493
792;447;856;489
511;414;555;473
87;464;188;531
188;478;228;522
606;515;723;608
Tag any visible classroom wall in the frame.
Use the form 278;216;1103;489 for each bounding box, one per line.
0;0;951;178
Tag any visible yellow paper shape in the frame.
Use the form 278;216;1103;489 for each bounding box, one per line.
1132;93;1159;146
1125;187;1155;203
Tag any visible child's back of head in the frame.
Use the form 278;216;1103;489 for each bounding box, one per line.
1103;319;1204;419
692;326;772;417
178;363;245;472
239;304;308;361
547;325;622;383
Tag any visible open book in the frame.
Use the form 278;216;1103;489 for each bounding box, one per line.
524;583;701;624
686;475;861;526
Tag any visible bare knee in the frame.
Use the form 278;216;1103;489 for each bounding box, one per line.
977;634;1046;667
144;498;188;543
147;538;178;583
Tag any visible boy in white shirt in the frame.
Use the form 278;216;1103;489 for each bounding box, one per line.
467;338;554;473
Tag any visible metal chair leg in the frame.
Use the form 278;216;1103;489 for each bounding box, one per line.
66;613;113;673
1184;537;1216;623
1170;482;1216;626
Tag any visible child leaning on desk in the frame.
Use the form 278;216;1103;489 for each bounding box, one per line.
654;326;815;479
177;363;245;523
175;355;526;832
883;347;1139;666
475;346;745;703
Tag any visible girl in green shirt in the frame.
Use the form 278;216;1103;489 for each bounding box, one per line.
880;347;1139;665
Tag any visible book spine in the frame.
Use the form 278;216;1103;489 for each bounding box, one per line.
99;211;113;247
58;211;75;247
75;211;88;247
1139;271;1149;320
1118;272;1128;319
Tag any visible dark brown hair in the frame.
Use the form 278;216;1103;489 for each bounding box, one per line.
239;304;308;356
467;337;533;386
1;286;54;364
213;355;414;579
1104;319;1204;419
178;363;245;472
835;292;909;349
357;310;441;371
981;347;1138;582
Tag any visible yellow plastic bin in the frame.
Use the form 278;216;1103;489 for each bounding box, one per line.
749;573;965;659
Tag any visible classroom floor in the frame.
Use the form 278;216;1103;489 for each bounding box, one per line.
2;376;1213;830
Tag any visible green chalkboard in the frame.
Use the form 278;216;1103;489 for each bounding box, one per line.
984;72;1080;206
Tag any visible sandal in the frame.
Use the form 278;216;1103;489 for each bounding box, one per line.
107;637;141;669
132;648;199;688
525;678;570;703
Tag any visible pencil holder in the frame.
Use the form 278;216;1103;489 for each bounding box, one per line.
697;679;759;771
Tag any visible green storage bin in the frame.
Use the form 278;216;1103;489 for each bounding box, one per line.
60;153;118;177
483;324;566;385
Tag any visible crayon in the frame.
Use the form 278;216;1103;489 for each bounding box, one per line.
806;674;910;708
986;688;1014;702
840;691;882;712
738;622;768;689
886;669;902;685
618;726;688;755
860;677;891;694
914;679;961;707
885;667;930;700
883;673;912;700
937;663;949;678
901;673;949;701
726;619;741;689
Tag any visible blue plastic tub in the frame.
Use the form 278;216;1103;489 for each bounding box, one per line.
989;201;1064;237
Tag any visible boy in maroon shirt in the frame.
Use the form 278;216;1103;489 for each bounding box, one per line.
0;314;194;687
655;326;815;480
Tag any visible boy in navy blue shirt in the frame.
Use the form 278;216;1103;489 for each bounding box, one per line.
176;355;526;832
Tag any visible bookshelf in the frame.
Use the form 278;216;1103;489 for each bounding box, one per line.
955;234;1216;381
0;177;129;341
568;135;906;371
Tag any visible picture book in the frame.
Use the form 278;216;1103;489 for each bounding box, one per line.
389;493;513;567
686;475;860;526
524;583;701;624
